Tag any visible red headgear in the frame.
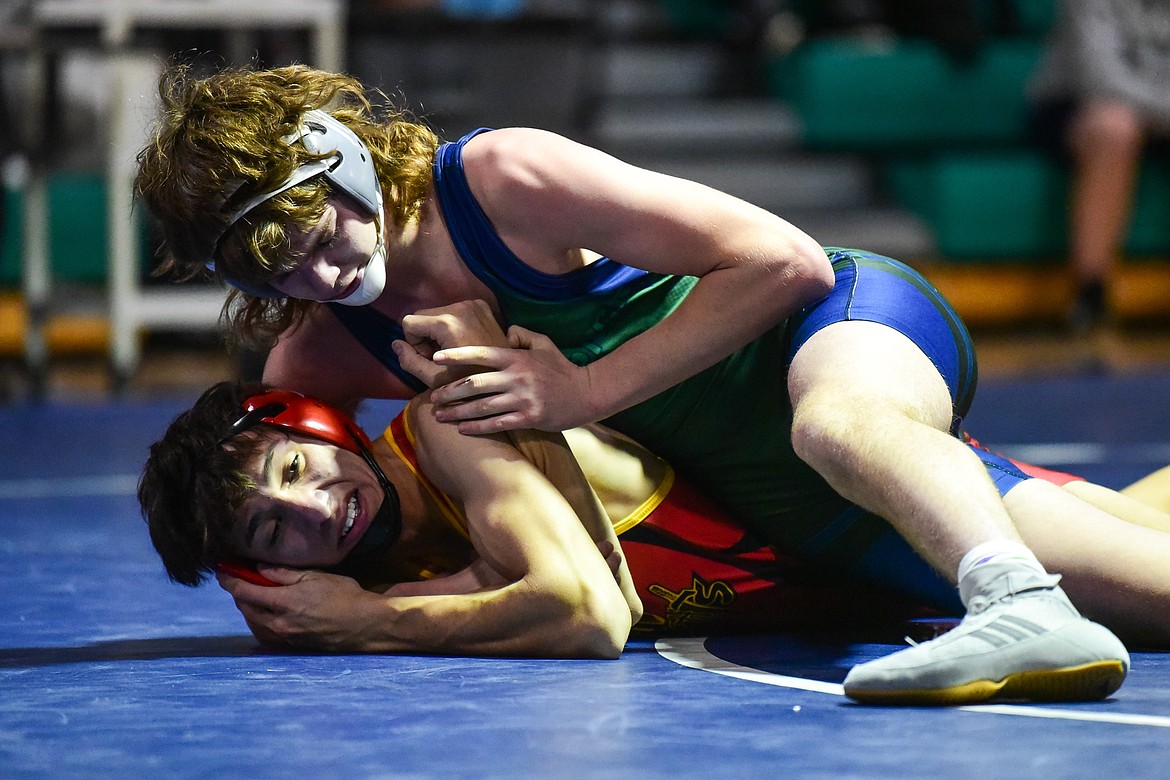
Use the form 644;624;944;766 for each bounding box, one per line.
225;389;374;453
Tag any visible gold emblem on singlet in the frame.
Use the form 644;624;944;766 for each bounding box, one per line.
644;573;736;631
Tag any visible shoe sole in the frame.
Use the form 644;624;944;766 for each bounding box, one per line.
844;659;1128;706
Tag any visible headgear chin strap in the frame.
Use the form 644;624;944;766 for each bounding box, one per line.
207;110;387;306
335;237;387;307
220;389;402;564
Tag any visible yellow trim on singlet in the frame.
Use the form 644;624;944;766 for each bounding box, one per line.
381;402;471;581
611;464;674;537
384;403;470;540
383;404;674;561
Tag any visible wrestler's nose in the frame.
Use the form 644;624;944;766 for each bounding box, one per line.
279;487;332;528
298;256;341;297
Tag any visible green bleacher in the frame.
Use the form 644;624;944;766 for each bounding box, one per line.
1;173;152;286
768;37;1041;151
887;153;1170;261
659;0;1170;264
759;0;1170;262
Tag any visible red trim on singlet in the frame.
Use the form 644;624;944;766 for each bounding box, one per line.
387;408;466;537
1010;461;1085;487
963;432;1085;487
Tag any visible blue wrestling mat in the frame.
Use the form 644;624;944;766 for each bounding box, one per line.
3;373;1170;778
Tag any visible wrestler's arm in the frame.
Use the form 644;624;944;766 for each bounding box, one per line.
380;558;506;597
385;538;627;598
363;426;643;619
396;300;642;621
221;396;632;658
421;128;833;433
503;427;643;625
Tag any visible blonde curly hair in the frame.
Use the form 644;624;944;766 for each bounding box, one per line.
135;64;439;349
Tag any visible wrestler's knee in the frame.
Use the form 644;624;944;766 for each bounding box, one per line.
791;386;954;482
790;392;869;477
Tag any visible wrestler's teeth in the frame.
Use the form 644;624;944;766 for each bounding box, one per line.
343;495;357;538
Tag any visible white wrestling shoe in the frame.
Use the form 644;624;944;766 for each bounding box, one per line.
842;563;1130;706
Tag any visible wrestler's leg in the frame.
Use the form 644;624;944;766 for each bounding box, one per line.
1117;464;1170;516
1065;478;1170;533
975;435;1170;533
789;318;1019;579
1006;477;1170;647
788;253;1127;704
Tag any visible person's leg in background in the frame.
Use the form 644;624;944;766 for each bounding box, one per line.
1066;98;1146;332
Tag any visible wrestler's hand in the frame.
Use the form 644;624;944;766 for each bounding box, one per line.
423;324;598;434
216;564;374;651
596;539;624;583
393;299;509;389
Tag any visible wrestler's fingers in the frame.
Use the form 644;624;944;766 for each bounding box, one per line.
409;299;497;327
431;345;517;370
453;411;531;436
395;332;438;359
217;566;303;606
402;306;502;350
253;564;306;586
429;368;518;405
417;299;505;343
507;324;561;351
221;581;282;615
432;388;524;424
401;310;456;340
596;539;622;580
392;340;445;387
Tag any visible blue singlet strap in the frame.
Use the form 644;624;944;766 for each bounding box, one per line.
326;303;427;393
433;129;649;300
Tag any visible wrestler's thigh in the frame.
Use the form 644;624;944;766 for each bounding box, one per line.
1117;464;1170;515
1063;479;1170;533
788;319;954;432
1005;477;1170;595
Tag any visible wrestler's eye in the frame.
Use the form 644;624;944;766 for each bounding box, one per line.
285;453;303;483
270;267;294;286
320;230;338;249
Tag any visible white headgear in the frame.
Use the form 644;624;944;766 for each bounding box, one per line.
207;109;387;305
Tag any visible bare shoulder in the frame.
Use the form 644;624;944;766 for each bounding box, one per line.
409;398;535;507
407;397;487;491
458;128;639;267
461;128;618;202
462;127;581;171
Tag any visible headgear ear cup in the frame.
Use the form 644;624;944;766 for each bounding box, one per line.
295;111;383;215
217;560;280;587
